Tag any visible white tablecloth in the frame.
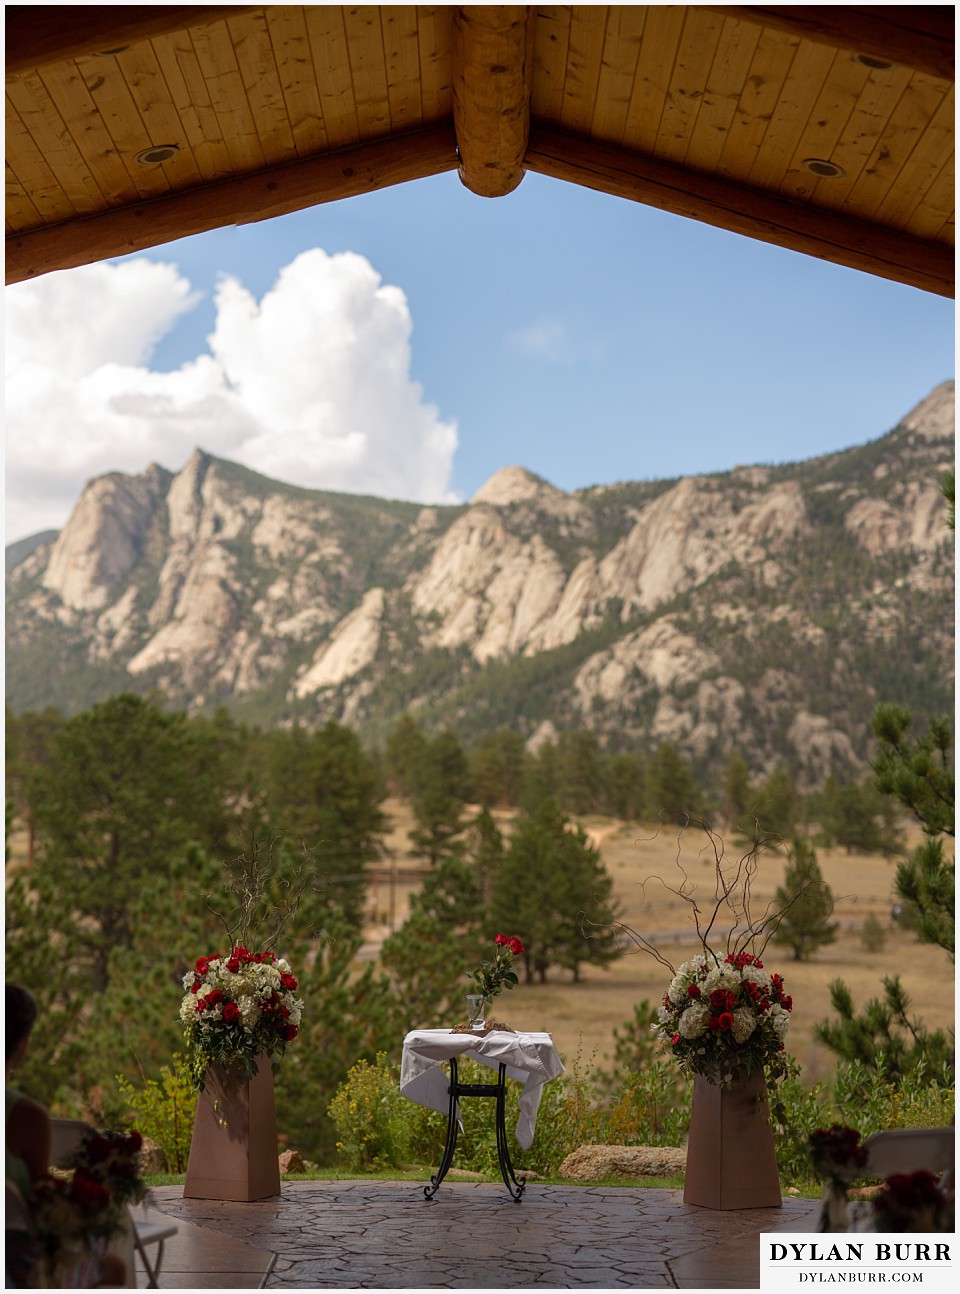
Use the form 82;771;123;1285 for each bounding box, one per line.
399;1029;564;1149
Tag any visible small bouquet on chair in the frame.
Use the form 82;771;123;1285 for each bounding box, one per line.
33;1127;146;1285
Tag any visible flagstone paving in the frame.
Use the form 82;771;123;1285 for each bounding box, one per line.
146;1181;822;1288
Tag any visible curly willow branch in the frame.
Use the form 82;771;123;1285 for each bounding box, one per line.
587;817;825;974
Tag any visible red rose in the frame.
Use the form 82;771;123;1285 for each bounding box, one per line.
221;1002;241;1025
671;1034;681;1045
204;989;224;1007
280;973;298;992
226;957;240;973
70;1170;110;1211
780;995;793;1012
195;957;210;974
280;1024;298;1042
717;1012;734;1030
709;988;736;1013
687;985;701;998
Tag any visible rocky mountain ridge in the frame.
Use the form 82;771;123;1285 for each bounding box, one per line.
6;382;955;788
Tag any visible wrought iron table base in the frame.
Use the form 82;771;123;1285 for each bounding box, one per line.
424;1057;527;1201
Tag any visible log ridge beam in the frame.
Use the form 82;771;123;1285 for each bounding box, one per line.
452;6;536;198
5;124;458;284
525;122;954;298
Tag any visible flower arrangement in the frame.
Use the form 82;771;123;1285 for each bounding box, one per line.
32;1127;146;1279
809;1124;869;1232
180;944;304;1089
653;949;793;1087
872;1170;953;1233
810;1125;869;1184
65;1128;147;1211
469;934;525;1001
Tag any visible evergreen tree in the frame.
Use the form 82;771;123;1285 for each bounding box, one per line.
383;714;429;798
602;752;645;821
379;857;483;1029
5;705;64;866
816;776;902;855
520;738;559;811
465;806;506;909
263;722;386;927
468;729;526;807
871;705;954;958
23;695;230;992
408;730;472;866
555;730;604;816
644;743;703;824
814;977;953;1082
490;800;623;982
719;749;752;831
771;840;838;961
753;766;801;839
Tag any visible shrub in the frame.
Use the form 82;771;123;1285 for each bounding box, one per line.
326;1052;410;1171
602;1061;691;1147
859;914;887;952
114;1053;196;1173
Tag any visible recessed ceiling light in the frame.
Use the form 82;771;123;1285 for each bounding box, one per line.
855;53;893;70
135;144;180;165
802;158;846;179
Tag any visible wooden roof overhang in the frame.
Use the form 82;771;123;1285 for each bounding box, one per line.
5;5;955;296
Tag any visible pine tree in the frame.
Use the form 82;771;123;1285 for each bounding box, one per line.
644;743;703;824
871;705;954;958
771;840;838;961
489;800;623;983
408;730;472;866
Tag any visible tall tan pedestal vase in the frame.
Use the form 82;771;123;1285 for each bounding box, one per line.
184;1058;281;1201
683;1069;781;1209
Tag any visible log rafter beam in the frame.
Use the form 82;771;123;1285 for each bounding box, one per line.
525;122;954;298
452;5;537;198
707;6;954;82
5;5;260;76
5;124;458;285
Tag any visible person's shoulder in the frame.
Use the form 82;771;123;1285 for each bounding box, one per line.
7;1091;50;1128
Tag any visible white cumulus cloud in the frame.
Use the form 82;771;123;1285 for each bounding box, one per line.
4;249;459;543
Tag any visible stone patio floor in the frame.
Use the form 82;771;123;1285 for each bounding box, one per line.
141;1181;822;1289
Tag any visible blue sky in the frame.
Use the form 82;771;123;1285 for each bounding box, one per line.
5;168;954;544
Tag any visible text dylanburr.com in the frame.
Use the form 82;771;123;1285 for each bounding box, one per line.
761;1236;954;1293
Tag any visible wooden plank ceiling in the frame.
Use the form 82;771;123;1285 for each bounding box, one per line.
5;5;955;295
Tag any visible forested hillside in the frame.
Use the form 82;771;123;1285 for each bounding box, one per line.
6;383;954;792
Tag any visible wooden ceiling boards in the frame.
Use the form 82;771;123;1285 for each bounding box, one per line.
5;5;954;295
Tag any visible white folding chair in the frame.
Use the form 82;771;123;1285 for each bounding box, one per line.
861;1126;955;1179
49;1117;177;1289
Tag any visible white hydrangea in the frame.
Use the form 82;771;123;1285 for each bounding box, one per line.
731;1008;757;1043
769;1005;791;1041
742;965;772;991
238;995;260;1028
702;967;740;995
179;997;196;1023
678;1005;709;1039
287;1000;303;1026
